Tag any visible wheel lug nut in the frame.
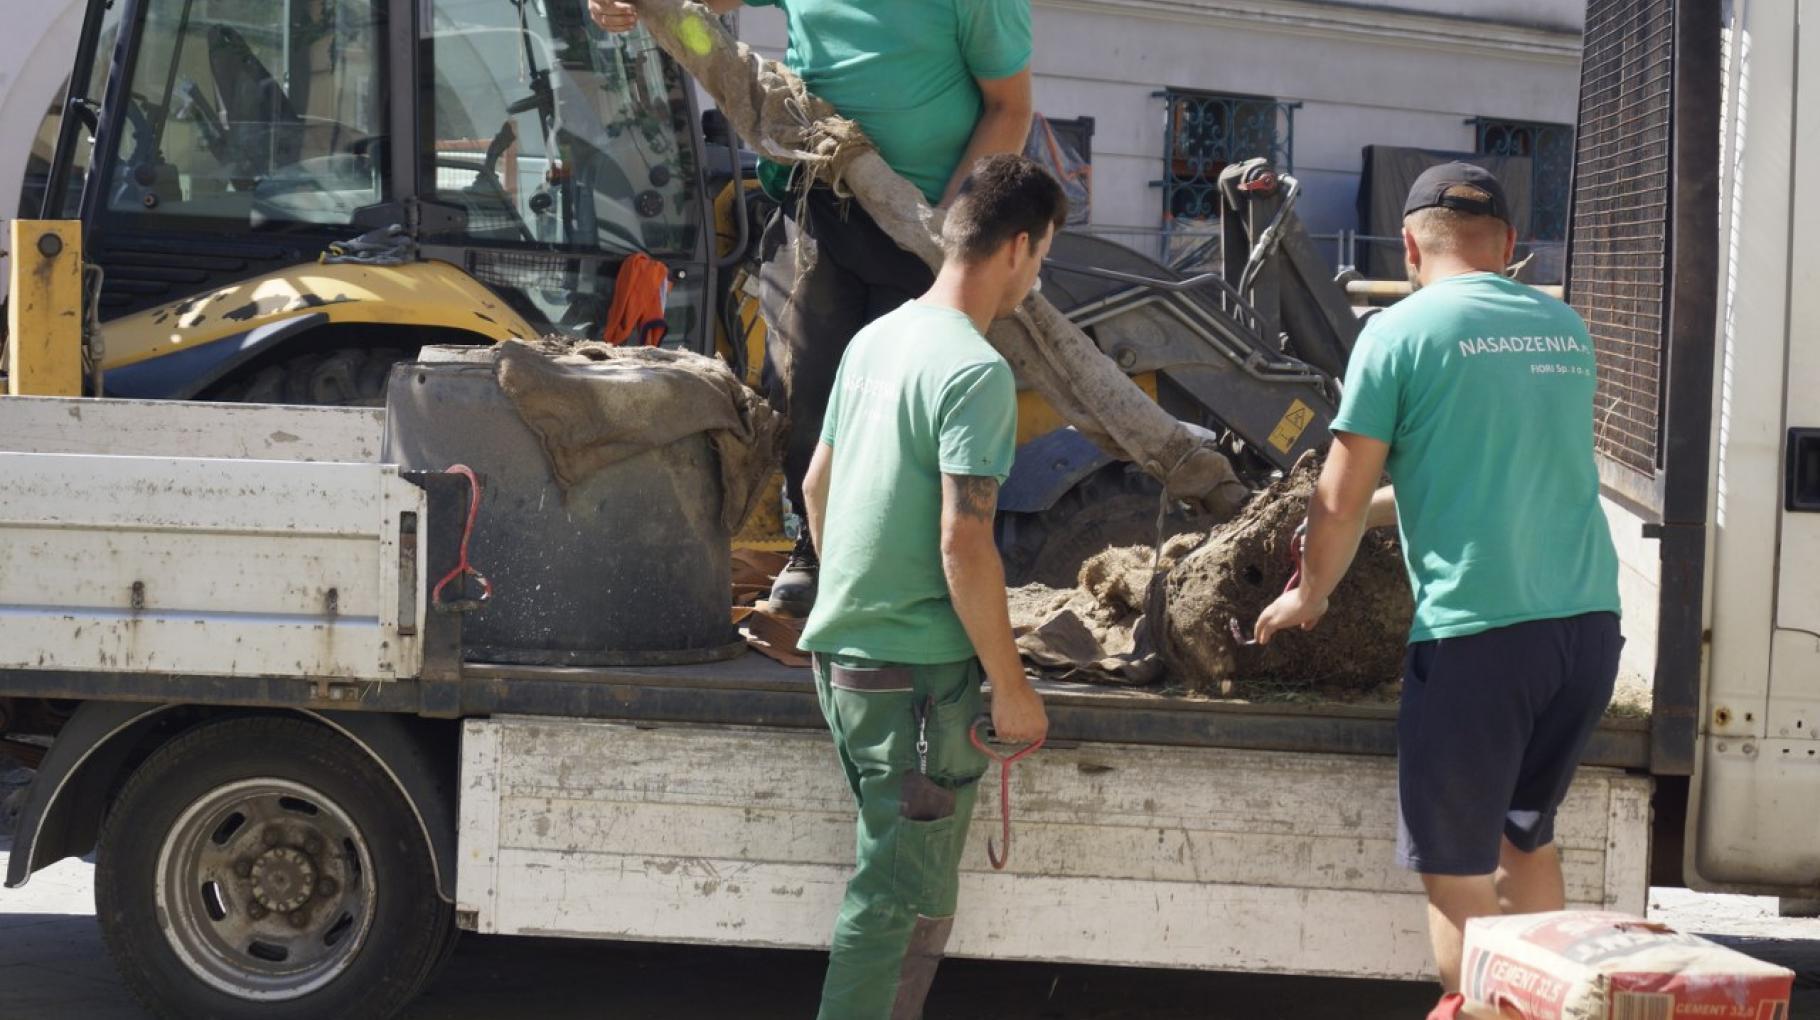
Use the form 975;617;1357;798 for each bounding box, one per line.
315;877;339;898
287;910;310;929
235;860;254;879
303;835;323;856
247;902;268;920
263;828;283;847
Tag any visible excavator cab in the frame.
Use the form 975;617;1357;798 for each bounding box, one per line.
36;0;718;400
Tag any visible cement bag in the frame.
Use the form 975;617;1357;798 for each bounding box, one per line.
1462;911;1793;1020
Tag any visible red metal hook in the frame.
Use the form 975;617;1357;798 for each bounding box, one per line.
432;464;493;613
969;717;1044;870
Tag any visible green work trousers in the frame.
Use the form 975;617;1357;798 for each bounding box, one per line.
812;654;990;1020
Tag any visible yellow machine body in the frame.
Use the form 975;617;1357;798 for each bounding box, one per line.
5;220;85;397
98;260;537;389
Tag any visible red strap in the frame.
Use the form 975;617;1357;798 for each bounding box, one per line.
1230;531;1307;645
603;254;672;347
1282;528;1304;592
432;464;493;612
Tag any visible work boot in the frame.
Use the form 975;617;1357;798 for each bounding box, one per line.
768;534;818;617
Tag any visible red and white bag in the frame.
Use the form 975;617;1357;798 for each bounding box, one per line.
1461;911;1794;1020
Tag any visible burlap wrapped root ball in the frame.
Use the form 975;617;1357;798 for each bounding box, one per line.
1161;454;1413;695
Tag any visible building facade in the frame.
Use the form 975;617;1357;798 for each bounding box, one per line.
739;0;1583;273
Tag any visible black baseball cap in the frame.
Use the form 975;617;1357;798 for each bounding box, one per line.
1403;162;1511;224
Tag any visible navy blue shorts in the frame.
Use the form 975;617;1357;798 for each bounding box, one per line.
1395;612;1622;875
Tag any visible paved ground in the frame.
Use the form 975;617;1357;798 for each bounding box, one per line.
3;834;1815;1019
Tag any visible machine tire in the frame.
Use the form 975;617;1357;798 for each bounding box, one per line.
996;463;1212;589
95;716;451;1020
219;347;409;406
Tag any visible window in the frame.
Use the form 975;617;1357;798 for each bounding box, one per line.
1473;118;1574;242
1157;89;1298;232
101;0;386;228
1025;114;1091;226
425;0;702;259
23;4;124;220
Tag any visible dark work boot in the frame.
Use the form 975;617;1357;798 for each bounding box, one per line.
768;533;818;617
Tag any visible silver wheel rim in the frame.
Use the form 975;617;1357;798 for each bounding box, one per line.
154;778;377;1001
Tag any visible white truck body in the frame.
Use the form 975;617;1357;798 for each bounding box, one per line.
0;6;1812;1014
1682;0;1820;892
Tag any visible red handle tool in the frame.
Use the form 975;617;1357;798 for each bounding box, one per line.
968;717;1044;870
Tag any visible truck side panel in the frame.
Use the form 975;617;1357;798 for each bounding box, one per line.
458;717;1651;981
0;450;423;680
0;396;384;462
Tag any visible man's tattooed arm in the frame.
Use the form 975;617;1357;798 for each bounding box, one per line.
945;474;1000;522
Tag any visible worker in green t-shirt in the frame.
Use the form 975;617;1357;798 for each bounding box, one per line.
790;155;1058;1019
1251;163;1622;1020
595;0;1035;618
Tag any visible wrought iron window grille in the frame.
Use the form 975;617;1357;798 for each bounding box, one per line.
1470;117;1575;242
1152;90;1300;235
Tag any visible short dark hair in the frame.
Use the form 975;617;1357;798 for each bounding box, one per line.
941;155;1069;263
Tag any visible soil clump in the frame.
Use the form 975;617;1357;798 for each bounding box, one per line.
1011;454;1415;696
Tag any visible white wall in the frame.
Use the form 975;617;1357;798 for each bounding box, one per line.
738;0;1582;246
1602;497;1661;684
0;0;85;303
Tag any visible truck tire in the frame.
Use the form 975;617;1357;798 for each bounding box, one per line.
219;347;409;406
94;716;453;1020
997;463;1211;589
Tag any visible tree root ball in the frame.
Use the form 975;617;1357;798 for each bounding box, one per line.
1161;453;1413;695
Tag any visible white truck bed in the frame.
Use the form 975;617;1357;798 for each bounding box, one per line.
458;716;1651;981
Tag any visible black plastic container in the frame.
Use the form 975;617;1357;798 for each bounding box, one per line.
384;351;741;665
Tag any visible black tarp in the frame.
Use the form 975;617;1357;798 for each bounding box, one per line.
1355;146;1534;279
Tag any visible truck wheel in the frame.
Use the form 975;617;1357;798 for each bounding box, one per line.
218;347;409;406
997;463;1213;589
95;717;452;1020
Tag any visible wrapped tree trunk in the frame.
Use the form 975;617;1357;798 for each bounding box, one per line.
627;0;1247;513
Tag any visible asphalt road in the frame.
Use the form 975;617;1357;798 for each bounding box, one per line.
3;835;1816;1020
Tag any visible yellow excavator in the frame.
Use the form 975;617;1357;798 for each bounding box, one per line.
5;0;1361;580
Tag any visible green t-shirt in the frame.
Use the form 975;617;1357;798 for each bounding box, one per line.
747;0;1032;203
798;302;1018;663
1330;272;1621;643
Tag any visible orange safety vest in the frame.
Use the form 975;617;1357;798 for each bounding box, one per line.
603;253;672;346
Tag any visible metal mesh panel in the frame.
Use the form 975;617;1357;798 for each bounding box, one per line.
1569;0;1676;476
466;250;573;293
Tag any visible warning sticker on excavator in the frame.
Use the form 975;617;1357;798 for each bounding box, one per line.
1268;400;1316;454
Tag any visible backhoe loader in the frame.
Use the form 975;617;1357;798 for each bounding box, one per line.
9;0;1360;578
